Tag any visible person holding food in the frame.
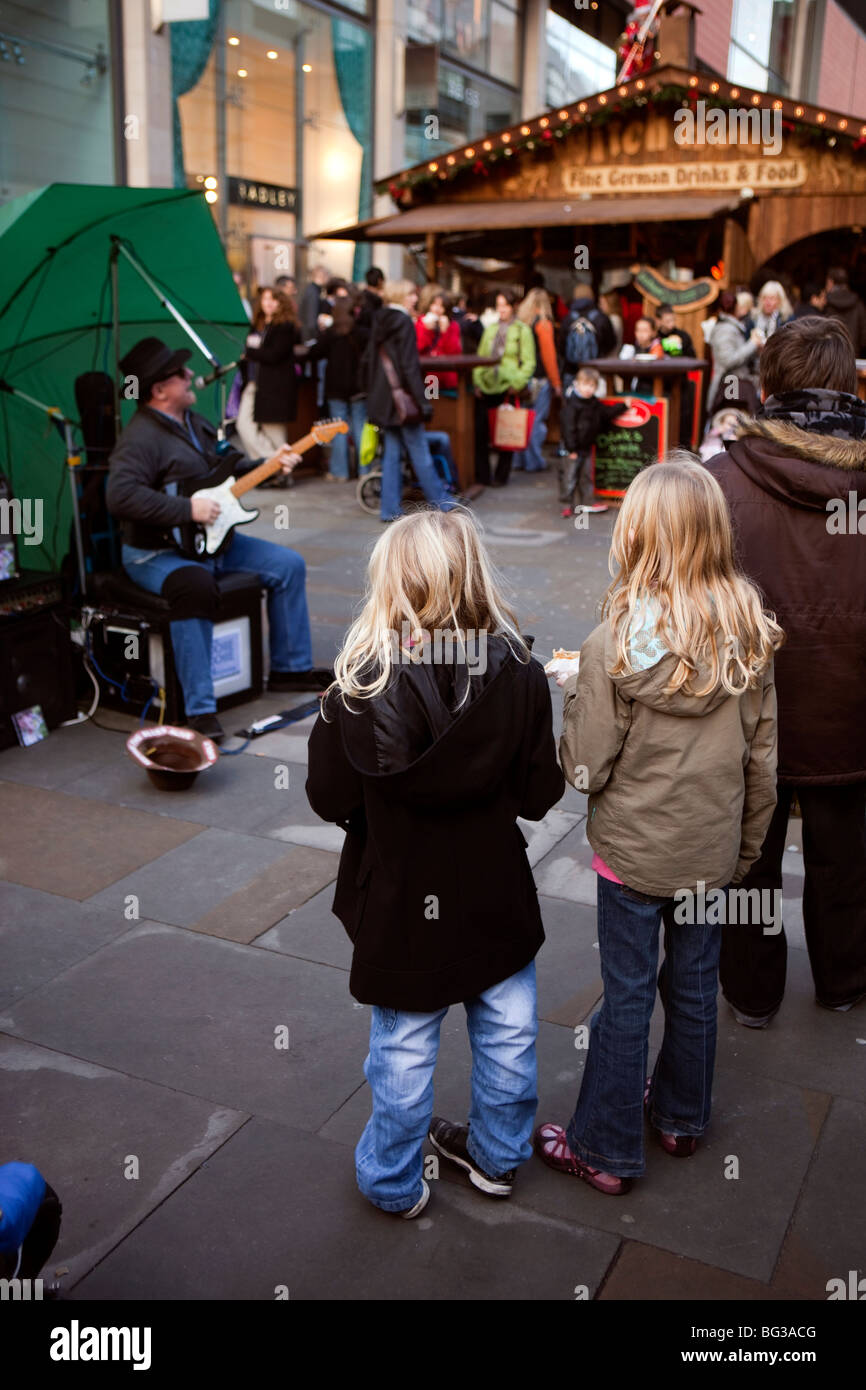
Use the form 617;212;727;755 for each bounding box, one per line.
535;457;781;1194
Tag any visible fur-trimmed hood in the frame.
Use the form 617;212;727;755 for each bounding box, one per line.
726;389;866;511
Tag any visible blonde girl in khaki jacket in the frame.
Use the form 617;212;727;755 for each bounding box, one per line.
535;458;783;1195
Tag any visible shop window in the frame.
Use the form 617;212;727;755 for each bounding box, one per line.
545;10;617;109
728;0;796;94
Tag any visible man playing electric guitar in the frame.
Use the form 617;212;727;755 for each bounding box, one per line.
107;337;333;744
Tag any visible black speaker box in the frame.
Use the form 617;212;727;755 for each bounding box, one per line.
0;598;76;751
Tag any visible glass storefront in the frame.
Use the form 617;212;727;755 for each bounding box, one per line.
544;10;617;109
177;0;372;286
727;0;797;93
0;0;116;204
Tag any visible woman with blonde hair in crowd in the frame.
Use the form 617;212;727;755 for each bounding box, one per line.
754;281;793;340
536;456;782;1195
513;287;562;473
306;507;564;1217
362;279;453;521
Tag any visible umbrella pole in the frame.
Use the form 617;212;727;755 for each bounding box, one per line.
0;382;87;591
110;237;221;369
111;241;122;440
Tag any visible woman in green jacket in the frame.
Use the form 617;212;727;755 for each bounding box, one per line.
473;289;536;487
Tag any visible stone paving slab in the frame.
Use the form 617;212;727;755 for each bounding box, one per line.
256;883;351;971
70;1116;621;1301
0;883;134;1011
0;1034;246;1289
598;1242;785;1300
0;721;126;791
716;948;866;1104
0;781;203;901
64;748;319;836
189;845;339;943
85;826;297;927
1;922;369;1132
771;1096;866;1300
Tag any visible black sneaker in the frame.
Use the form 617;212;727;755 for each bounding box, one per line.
428;1117;514;1197
267;667;334;692
186;713;225;744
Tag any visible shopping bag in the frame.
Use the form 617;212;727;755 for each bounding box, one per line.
489;398;535;451
359;422;379;469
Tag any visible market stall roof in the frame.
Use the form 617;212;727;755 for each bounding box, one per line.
315;193;742;242
312;60;866;243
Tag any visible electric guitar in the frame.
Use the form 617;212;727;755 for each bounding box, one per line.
177;418;348;558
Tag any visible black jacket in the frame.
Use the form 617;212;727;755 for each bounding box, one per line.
362;306;431;429
355;288;383;349
106;406;254;550
705;389;866;783
560;392;623;452
243;321;300;423
307;323;364;400
306;640;564;1009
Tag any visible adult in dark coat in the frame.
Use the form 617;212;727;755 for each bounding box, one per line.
307;291;366;480
825;267;866;356
361;279;452;521
704;315;866;1021
236;286;300;465
355;266;384;349
106;338;332;743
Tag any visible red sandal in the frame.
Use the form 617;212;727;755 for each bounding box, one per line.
533;1123;632;1195
644;1077;698;1157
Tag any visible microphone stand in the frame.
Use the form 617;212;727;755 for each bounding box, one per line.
0;380;86;593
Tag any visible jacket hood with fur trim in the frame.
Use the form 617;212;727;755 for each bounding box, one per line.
727;389;866;511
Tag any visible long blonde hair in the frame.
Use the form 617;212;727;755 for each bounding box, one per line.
517;288;553;324
329;507;528;708
757;280;793;321
603;455;783;696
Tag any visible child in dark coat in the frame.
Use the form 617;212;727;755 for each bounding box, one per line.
559;367;624;516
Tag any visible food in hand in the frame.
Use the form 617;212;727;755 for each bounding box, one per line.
544;648;581;677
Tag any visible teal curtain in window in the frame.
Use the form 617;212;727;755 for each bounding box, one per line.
330;18;372;280
171;0;221;189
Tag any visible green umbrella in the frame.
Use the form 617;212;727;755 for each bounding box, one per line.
0;184;249;575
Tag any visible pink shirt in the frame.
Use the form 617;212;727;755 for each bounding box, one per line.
592;851;623;884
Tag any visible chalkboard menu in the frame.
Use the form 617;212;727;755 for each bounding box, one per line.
592;397;669;498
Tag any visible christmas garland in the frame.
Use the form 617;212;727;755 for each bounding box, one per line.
381;83;866;208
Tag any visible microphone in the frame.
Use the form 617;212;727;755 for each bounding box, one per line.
194;361;238;389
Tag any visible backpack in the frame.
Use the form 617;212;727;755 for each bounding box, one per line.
565;315;599;367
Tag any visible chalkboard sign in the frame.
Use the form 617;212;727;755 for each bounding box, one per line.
592;397;669;498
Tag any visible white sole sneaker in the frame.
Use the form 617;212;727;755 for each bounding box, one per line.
399;1179;430;1219
428;1130;513;1197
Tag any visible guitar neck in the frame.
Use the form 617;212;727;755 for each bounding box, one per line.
231;432;319;498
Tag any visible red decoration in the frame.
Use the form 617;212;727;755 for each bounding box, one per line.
542;129;553;142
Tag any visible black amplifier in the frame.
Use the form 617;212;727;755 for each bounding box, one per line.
0;569;66;619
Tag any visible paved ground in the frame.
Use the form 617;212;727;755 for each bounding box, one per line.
1;465;864;1302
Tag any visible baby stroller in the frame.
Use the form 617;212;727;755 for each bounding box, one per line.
356;427;459;516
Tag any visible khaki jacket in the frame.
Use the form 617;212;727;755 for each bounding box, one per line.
560;622;777;895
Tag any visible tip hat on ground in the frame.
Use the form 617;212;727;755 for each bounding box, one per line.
118;338;192;401
126;724;218;790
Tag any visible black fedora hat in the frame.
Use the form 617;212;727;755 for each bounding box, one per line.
119;337;192;401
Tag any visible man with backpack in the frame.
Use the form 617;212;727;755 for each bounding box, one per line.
561;281;616;381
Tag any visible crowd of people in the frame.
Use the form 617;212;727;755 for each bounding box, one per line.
225;260;865;524
306;310;866;1214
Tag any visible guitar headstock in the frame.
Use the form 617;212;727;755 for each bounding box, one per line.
311;418;350;446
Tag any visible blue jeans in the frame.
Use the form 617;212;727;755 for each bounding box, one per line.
424;429;458;489
566;877;722;1179
355;962;538;1211
513;379;553;473
326;397;366;479
380;422;451;522
122;532;313;716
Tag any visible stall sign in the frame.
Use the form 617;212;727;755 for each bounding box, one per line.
593;397;669;498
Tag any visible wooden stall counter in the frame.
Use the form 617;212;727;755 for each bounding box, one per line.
588;356;709;450
420;354;498;494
